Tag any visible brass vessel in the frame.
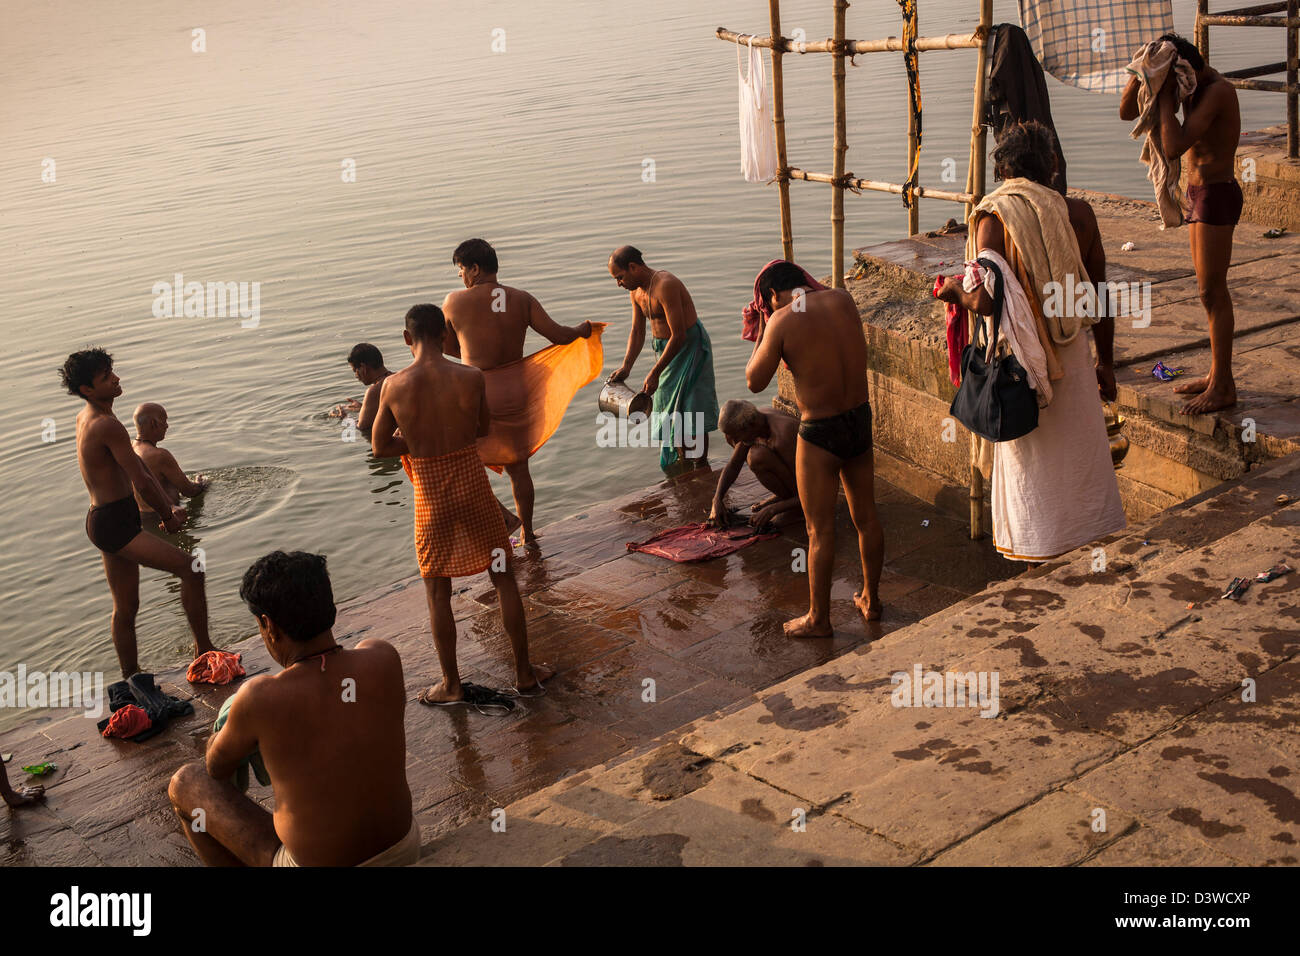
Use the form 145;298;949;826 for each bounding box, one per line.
1103;403;1129;469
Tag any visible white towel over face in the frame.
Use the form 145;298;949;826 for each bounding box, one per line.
1127;40;1198;228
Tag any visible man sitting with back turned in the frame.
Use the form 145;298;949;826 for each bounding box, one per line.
168;550;419;867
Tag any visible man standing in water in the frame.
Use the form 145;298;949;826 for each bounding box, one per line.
1120;33;1241;414
62;348;215;678
607;246;718;473
745;264;883;636
372;304;551;704
441;238;593;546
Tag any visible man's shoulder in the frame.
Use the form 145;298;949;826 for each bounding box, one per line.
86;413;125;441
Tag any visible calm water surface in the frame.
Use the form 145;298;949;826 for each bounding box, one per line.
0;0;1275;726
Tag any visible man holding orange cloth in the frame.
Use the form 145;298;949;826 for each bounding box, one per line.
372;304;552;706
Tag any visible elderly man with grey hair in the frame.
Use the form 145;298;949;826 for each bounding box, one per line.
707;398;801;530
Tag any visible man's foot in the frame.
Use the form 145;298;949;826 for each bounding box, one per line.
515;662;554;696
5;785;45;808
783;613;833;639
520;529;541;549
1181;381;1237;415
1173;375;1209;395
854;590;883;622
751;495;779;511
417;681;463;705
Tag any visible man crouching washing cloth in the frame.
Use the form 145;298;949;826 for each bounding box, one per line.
938;120;1125;561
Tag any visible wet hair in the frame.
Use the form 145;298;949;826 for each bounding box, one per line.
992;120;1058;187
347;342;383;369
610;245;645;269
452;238;498;275
1159;32;1204;72
239;550;337;642
718;399;764;436
405;303;446;343
60;348;113;398
757;260;810;309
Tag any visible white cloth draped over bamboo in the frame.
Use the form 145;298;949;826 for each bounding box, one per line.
737;37;778;183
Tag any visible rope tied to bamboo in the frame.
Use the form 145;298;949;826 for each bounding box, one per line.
835;172;863;195
898;0;922;210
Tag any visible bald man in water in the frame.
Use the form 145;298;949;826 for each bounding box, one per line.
132;402;210;525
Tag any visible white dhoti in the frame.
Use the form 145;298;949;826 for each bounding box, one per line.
991;333;1126;561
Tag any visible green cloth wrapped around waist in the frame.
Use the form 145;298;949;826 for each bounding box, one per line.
214;695;270;791
651;321;719;470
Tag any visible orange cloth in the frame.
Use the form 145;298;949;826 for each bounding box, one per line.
477;323;606;472
402;444;509;578
186;650;246;685
102;704;152;739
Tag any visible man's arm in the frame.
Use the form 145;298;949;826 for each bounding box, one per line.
640;279;689;395
440;294;462;359
357;381;382;432
528;293;592;344
936;215;1004;315
370;379;409;458
746;312;785;392
608;293;647;383
205;681;262;780
104;422;178;523
1119;74;1140;122
1158;79;1223;160
708;441;750;526
154;449;206;497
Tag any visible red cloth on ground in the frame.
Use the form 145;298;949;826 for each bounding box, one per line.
186;650;246;685
627;522;779;562
934;274;969;387
102;704;152;739
742;259;829;342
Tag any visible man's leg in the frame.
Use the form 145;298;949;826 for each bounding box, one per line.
503;461;537;545
116;532;213;660
784;437;839;638
168;761;279;867
418;576;462;703
748;445;802;525
2;763;44;807
488;565;553;692
1176;221;1238;414
839;451;885;622
102;551;142;678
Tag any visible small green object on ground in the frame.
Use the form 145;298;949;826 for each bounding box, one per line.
21;761;56;776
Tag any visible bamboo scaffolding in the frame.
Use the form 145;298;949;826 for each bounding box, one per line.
967;0;991;540
832;0;847;287
768;0;794;260
788;168;976;203
905;4;920;236
716;27;982;53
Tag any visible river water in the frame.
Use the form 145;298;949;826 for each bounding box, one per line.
0;0;1274;726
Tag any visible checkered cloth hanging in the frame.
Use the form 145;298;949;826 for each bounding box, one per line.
1018;0;1175;93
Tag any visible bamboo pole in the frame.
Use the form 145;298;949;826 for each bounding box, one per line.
906;3;920;236
1289;0;1298;157
968;0;992;541
831;0;847;288
716;27;982;54
787;167;976;203
1196;0;1210;57
768;1;794;261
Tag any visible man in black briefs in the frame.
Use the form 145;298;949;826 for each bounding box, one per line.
745;263;884;637
63;348;216;678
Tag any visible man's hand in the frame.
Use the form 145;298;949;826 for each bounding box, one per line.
579;321;593;338
195;473;211;491
751;503;779;529
161;509;184;533
641;367;661;396
607;365;630;384
706;503;732;529
936;274;964;305
1096;363;1117;402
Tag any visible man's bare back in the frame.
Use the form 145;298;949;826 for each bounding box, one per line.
210;640;411;866
754;288;868;420
77;408;139;508
443;283;591;371
377;358;487;457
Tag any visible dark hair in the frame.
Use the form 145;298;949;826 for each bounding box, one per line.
452;238;498;275
60;348;113;397
347;343;383;369
757;261;810;308
992;120;1058;187
239;550;337;642
610;246;645;269
1159;32;1204;72
405;303;446;343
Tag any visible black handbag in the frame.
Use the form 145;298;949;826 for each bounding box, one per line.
948;257;1039;442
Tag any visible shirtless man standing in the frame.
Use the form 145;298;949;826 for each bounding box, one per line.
168;550;419;866
132;402;209;524
1121;32;1241;414
607;246;719;473
442;239;592;545
62;349;214;678
745;265;883;636
372;304;551;704
707;399;802;530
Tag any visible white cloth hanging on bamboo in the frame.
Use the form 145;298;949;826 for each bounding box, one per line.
738;38;778;183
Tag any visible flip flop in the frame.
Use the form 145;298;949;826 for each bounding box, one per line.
418;682;516;715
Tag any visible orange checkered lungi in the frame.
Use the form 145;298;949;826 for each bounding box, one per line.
401;445;509;578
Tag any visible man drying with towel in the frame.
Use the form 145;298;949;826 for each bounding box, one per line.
607;245;718;474
372;304;551;705
1121;33;1241;414
442;238;601;547
168;551;420;866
